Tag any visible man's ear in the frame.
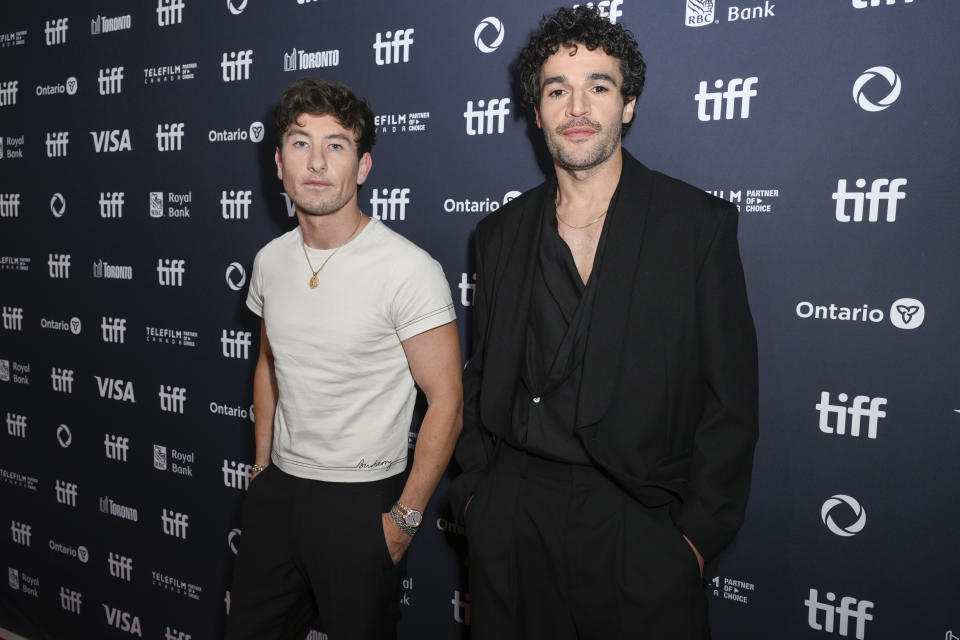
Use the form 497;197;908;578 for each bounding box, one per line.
357;152;372;185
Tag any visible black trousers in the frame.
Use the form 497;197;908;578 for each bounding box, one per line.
466;444;709;640
225;465;406;640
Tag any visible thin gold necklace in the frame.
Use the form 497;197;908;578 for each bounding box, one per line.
302;214;363;289
555;192;607;229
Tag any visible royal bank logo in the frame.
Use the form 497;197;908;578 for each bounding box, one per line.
283;47;340;71
817;392;886;439
3;134;25;159
104;434;130;462
161;508;189;539
474;17;504;53
221;190;251;219
209;121;264;143
373;28;414;65
1;30;28;48
100;496;139;522
853;0;912;8
0;193;20;217
45;18;69;45
226;262;246;290
36;76;78;97
157;258;185;286
154;446;194;477
93;259;134;280
90;129;132;153
45;131;69;157
796;298;924;330
221;330;252;359
99;192;125;218
152;570;202;600
464;98;511;135
2;306;23;331
154;445;168;470
8;568;38;597
222;460;252;490
55;479;78;507
156;123;184;151
6;412;27;437
103;604;143;636
11;520;32;546
696;77;758;121
145;326;198;347
97;67;124;95
0;80;18;106
370;188;410;221
157;0;185;26
805;588;873;639
685;0;715;26
91;14;132;35
108;552;133;581
374;110;431;135
149;191;191;218
159;385;187;414
221;50;253;82
853;66;901;112
51;367;74;392
143;62;197;84
60;587;82;614
821;494;866;537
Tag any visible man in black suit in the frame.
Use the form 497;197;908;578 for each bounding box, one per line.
449;7;758;639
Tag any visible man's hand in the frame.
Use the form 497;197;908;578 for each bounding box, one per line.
381;513;413;565
683;534;704;578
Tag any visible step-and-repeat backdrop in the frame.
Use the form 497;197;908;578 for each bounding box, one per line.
2;1;958;638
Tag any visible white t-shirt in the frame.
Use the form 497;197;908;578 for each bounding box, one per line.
246;218;456;482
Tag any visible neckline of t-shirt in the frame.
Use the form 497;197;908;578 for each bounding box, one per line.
298;216;378;256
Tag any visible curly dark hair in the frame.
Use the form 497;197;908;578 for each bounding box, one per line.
518;6;646;124
273;77;376;157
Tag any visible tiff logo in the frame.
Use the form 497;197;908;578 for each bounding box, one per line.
373;28;414;65
104;434;130;462
0;80;18;106
48;253;71;278
60;587;82;614
156;123;185;151
833;178;907;222
45;131;69;157
221;190;252;219
464;98;511;135
98;67;124;95
572;1;623;23
805;588;874;639
101;316;127;343
695;77;759;121
221;330;252;359
0;193;21;217
165;628;192;640
370;188;410;221
51;367;75;393
157;259;185;286
99;192;125;218
816;392;886;440
157;0;185;25
108;552;133;581
55;479;78;507
452;589;471;624
11;521;31;546
6;412;27;437
159;385;186;414
459;273;476;307
221;50;253;82
222;460;252;489
853;0;912;6
161;508;189;539
2;306;23;330
45;18;69;46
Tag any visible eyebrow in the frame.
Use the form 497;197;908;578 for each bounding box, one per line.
285;129;353;144
541;71;619;92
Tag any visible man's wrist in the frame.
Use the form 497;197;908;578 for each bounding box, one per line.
389;501;422;536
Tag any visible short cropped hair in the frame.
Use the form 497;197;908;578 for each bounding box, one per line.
273;77;376;157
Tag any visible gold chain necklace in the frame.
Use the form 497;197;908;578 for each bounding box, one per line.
555;191;607;229
302;214;363;289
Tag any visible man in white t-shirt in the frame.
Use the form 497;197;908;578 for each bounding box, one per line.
226;78;462;640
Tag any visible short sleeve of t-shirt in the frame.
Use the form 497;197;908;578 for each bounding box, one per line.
246;248;265;317
391;255;455;342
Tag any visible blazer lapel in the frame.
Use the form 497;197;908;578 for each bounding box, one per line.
576;151;652;428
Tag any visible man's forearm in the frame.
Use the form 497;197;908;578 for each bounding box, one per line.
397;397;463;512
252;324;278;468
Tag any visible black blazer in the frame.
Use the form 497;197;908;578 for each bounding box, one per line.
450;151;759;564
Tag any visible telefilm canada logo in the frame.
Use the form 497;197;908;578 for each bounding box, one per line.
705;187;780;213
709;574;756;605
145;325;198;348
143;62;197;84
0;30;27;48
374;110;430;135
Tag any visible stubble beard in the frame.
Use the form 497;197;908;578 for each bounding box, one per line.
546;119;622;172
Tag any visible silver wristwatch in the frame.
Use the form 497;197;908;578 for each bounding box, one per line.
389;501;422;536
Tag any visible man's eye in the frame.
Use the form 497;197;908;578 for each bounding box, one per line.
329;143;342;150
548;89;565;98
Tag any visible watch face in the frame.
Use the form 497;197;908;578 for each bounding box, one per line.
404;510;422;527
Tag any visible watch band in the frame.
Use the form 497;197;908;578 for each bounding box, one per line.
389;504;418;536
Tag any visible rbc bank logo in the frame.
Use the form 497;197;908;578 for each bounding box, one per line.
464;98;511;135
221;190;252;219
156;123;185;151
0;80;18;106
45;18;69;45
157;259;185;286
821;494;866;537
695;77;758;121
221;330;252;359
97;67;123;95
157;0;185;26
685;0;715;27
373;28;414;65
474;17;504;53
853;66;901;112
833;178;906;223
805;588;873;639
225;262;246;290
817;392;886;439
45;131;69;157
370;188;410;221
100;192;125;218
221;50;253;82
